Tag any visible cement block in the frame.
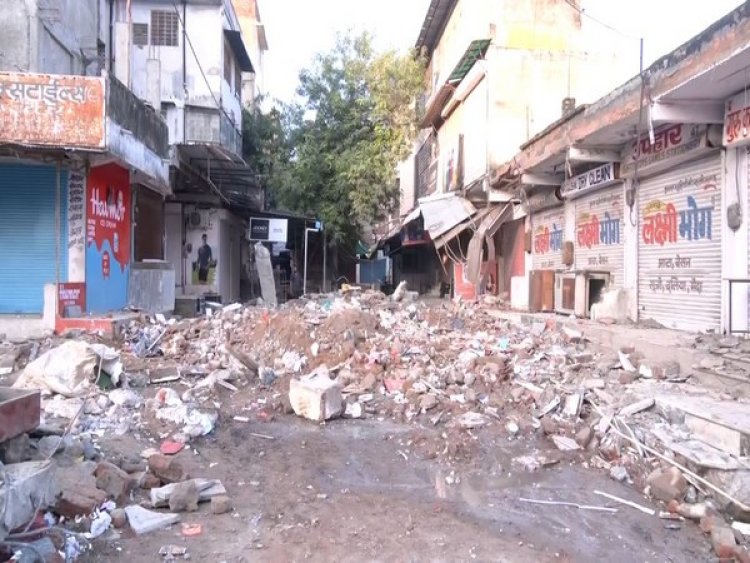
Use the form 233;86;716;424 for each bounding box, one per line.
289;372;343;422
124;505;179;535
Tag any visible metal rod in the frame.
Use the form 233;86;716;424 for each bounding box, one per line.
322;227;327;293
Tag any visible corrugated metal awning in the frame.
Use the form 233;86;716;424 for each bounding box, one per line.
419;193;476;239
432;204;493;250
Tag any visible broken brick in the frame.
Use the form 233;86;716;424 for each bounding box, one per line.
95;461;134;502
148;454;187;484
55;486;108;518
647;467;687;503
711;525;738;559
168;480;199;513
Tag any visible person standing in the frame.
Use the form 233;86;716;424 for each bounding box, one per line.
197;233;213;283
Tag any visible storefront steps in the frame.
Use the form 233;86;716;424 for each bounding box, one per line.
493;310;750;399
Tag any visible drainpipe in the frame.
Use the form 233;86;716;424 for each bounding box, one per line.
182;0;187;143
108;0;115;72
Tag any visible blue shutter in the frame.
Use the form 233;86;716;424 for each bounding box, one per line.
0;164;68;314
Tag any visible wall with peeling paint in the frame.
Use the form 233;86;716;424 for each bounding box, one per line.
0;0;101;75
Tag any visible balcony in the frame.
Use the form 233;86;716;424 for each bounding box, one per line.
184;106;243;158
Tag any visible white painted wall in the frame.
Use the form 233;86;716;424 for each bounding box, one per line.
722;147;748;333
126;0;243;144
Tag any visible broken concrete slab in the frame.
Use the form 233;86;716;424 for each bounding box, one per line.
289;368;343;422
618;398;655;418
124;505;180;535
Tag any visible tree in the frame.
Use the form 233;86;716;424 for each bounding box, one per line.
273;32;424;247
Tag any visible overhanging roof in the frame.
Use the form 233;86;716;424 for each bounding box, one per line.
224;29;254;72
448;40;491;83
175;143;261;209
415;0;458;55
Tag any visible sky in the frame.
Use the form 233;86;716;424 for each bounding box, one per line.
259;0;745;104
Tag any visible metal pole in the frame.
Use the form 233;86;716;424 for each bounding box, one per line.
303;228;310;295
322;227;327;293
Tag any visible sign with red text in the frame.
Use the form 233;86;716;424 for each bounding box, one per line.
57;283;86;317
621;124;708;177
86;164;131;278
724;90;750;148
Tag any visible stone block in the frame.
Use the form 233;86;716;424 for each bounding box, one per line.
289;372;343;421
168;480;199;512
95;461;134;502
211;495;232;515
148;454;186;484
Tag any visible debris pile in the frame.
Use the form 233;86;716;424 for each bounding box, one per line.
1;287;749;560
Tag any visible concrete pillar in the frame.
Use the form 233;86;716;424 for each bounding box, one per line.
622;179;639;321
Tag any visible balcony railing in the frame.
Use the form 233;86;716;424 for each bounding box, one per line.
185;106;242;157
108;75;169;159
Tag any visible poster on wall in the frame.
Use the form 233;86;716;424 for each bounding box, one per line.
57;283;86;317
86;164;131;313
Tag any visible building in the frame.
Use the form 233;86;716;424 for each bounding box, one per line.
501;2;750;334
110;0;262;306
0;0;170;333
232;0;269;109
386;0;631;303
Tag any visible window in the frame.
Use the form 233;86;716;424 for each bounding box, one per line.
150;11;179;47
132;23;149;47
234;64;242;96
223;43;232;85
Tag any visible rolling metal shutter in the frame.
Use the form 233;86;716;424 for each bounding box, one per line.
637;154;722;331
532;205;565;269
0;164;68;313
574;184;625;286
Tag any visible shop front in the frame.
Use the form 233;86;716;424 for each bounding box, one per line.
563;161;625;317
0;163;69;314
528;191;564;312
624;124;722;332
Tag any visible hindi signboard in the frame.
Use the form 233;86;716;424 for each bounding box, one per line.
0;72;106;149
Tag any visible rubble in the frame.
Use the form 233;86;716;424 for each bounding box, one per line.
1;287;749;558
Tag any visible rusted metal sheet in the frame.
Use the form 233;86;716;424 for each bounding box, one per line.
0;387;40;443
0;72;106;149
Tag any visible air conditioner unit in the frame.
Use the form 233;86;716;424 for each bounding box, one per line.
188;211;207;230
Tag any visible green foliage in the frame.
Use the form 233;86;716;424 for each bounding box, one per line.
244;32;424;245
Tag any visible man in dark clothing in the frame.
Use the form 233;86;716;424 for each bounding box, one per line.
197;233;213;283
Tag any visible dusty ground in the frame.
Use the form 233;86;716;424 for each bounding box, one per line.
83;415;709;562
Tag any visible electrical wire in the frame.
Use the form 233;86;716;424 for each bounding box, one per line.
169;0;241;136
562;0;638;40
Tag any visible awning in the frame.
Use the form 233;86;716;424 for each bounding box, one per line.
432;204;494;250
402;206;422;225
224;30;254;72
419;193;476;239
466;203;513;285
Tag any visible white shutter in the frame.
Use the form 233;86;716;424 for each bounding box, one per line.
574;184;625;286
532;205;565;270
637;154;722;332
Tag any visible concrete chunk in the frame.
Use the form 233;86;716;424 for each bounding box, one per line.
123;505;179;535
289;369;343;421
